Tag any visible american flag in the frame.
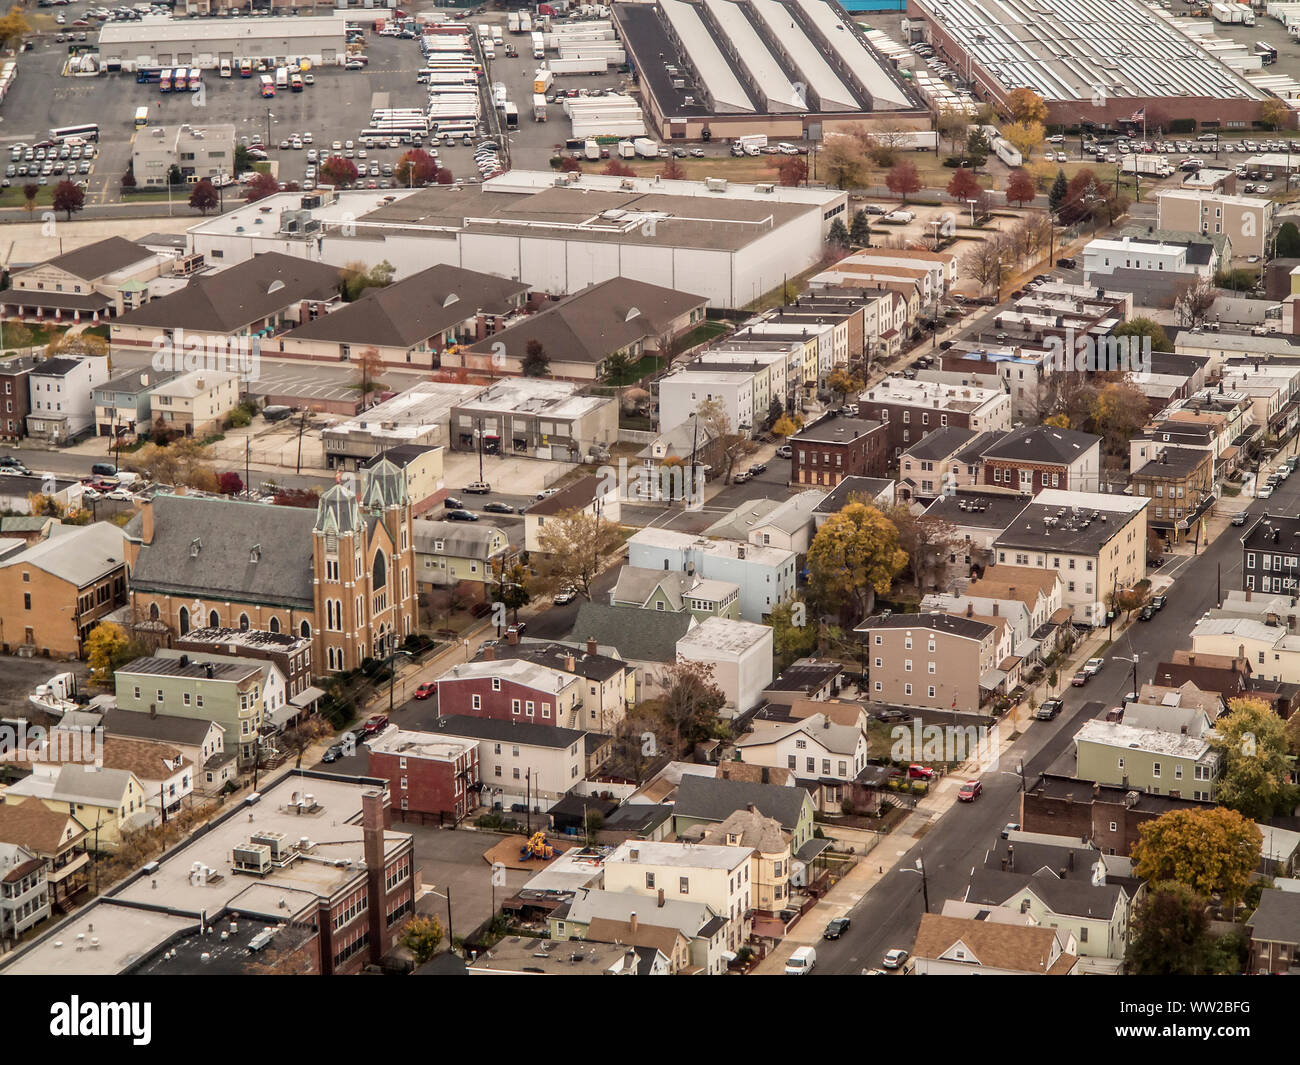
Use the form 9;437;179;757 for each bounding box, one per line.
1129;107;1146;123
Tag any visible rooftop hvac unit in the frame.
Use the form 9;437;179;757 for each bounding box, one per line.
250;830;293;861
248;927;277;952
232;842;273;876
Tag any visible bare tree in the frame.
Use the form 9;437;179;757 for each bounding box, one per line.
1174;277;1217;328
961;234;1010;295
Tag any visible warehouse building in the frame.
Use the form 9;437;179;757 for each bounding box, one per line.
186;174;848;310
612;0;927;140
98;14;348;71
904;0;1272;129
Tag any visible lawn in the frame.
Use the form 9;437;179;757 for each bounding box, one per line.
674;320;729;353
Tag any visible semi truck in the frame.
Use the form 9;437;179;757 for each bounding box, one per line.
508;11;520;32
532;31;545;58
1120;153;1173;177
548;56;607;74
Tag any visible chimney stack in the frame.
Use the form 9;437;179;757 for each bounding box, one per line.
507;628;519;645
361;789;387;965
483;645;495;662
629;911;638;934
565;653;576;672
587;637;598;656
657;888;665;908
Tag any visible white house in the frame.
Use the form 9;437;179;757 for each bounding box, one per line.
675;615;774;715
734;712;869;812
657;368;756;441
25;356;107;443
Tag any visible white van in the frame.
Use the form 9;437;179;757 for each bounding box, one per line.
785;946;816;974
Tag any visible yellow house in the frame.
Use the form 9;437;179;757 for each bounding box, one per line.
148;370;241;438
1;763;151;852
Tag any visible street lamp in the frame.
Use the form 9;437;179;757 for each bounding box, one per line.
902;856;930;913
966;197;978;227
265;109;274;152
384;647;413;714
472;419;485;483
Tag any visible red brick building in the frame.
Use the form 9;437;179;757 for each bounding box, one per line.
367;727;481;825
434;654;583;726
790;416;888;487
0;355;36;441
981;425;1101;496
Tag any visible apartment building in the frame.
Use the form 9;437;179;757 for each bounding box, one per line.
0;355;37;441
1073;712;1220;801
981;426;1102;495
991;490;1150;626
1129;446;1215;546
857;377;1011;459
148;370;240;438
789;416;888;487
855;611;1000;712
1156;188;1274;259
25;356;107;444
434;656;585;730
365;726;480;825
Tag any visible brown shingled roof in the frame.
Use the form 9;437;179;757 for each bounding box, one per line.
0;798;87;855
911;913;1077;974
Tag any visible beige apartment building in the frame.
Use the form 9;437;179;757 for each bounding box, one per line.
855;611;1000;712
148;370;240;437
1156;189;1274;259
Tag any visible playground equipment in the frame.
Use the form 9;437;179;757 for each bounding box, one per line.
519;832;555;861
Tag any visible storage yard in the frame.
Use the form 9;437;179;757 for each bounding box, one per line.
612;0;928;140
905;0;1272;127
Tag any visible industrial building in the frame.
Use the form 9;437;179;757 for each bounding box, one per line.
904;0;1272;128
185;173;849;309
97;14;349;71
612;0;927;140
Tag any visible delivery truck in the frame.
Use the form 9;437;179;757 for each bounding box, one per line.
533;93;548;121
532;31;545;58
533;68;553;93
1120;153;1172;177
584;137;601;160
634;136;658;158
618;140;635;158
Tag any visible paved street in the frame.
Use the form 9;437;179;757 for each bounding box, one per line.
802;477;1278;974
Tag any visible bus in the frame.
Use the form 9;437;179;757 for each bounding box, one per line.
290;71;304;92
135;66;162;84
259;74;275;98
188;67;201;92
173;68;187;91
134;105;150;128
49;123;100;143
239;58;253;77
159;67;172;91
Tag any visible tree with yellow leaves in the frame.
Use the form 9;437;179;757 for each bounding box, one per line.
771;414;803;438
1042;412;1071;430
1211;696;1299;820
1001;120;1045;161
1005;87;1049;126
1131;807;1262;909
85;622;133;686
805;502;907;621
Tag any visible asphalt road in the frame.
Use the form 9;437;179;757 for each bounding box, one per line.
813;473;1282;973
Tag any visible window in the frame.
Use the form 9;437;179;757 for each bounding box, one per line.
1152;762;1160;778
472;694;481;710
679;876;689;895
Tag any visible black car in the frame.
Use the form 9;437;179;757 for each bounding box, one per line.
0;456;32;475
483;501;516;514
1034;698;1063;721
1055;257;1077;269
444;495;465;509
1138;604;1155;621
749;462;767;475
823;917;851;939
1150;594;1167;611
446;509;479;522
877;708;911;723
321;744;344;763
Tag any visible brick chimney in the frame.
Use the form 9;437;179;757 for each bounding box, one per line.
657;888;665;908
140;498;155;544
483;645;495;662
587;637;598;656
565;653;575;672
629;911;638;933
361;788;387;965
507;628;519;645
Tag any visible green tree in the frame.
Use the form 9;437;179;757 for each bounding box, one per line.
965;128;990;170
1276;221;1300;258
827;218;850;250
491;559;532;624
1112;317;1172;352
602;350;636;384
805;502;908;621
849;208;872;247
522;339;550;377
1131;807;1262;909
85;622;132;686
1211;696;1300;820
1048;168;1069;213
338;260;395;302
399;915;444;964
1126;881;1216;976
771;600;818;666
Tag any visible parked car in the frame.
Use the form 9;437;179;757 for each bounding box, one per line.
775;445;792;459
1035;698;1063;721
957;779;983;802
506;622;527;637
322;744;344;763
1071;670;1089;687
361;714;389;735
733;471;751;484
443;496;464;510
535;487;559;500
877;708;910;723
553;586;577;605
483;501;516;514
882;948;909;970
907;764;935;780
91;462;117;477
414;682;435;700
1232;512;1248;526
0;456;32;475
1138;604;1155;621
823;917;851;939
749;462;767;475
446;509;479;522
1084;657;1105;676
464;481;492;494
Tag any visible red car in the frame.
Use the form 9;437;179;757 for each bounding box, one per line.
958;780;983;802
361;714;389;735
907;764;935;781
413;682;435;700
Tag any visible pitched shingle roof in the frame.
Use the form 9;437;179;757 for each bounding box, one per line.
0;522;127;588
0;800;86;855
673;775;809;833
1248;888;1300;944
100;708;222;747
129;494;316;609
282;264;528;348
569;603;696;662
982;425;1100;465
40;236;153;282
114;253;340;333
912;912;1076;973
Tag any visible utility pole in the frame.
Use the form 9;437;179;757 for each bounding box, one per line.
525;768;532;834
296;410;307;475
